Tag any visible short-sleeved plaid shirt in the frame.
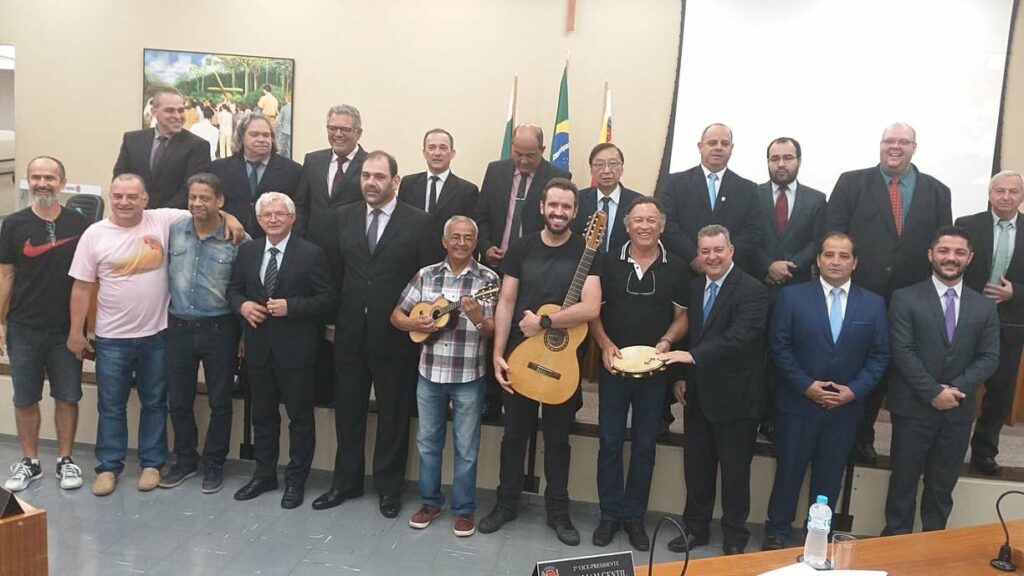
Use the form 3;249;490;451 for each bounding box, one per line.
398;258;499;384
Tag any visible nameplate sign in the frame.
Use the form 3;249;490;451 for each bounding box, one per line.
533;551;634;576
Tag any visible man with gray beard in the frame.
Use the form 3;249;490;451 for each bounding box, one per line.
1;156;91;492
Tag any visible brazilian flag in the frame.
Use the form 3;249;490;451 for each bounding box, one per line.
550;65;569;170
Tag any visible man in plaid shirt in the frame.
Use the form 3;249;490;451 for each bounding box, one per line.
392;215;498;537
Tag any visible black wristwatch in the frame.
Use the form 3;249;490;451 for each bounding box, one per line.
540;314;552;330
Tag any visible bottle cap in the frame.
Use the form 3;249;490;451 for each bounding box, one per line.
816;495;828;505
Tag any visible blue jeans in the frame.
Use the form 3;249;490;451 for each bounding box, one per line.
7;322;83;408
416;375;484;514
94;331;169;475
166;315;239;469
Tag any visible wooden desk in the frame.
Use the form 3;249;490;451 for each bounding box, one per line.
0;501;47;576
638;520;1024;576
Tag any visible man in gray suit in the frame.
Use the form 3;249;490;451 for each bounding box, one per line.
882;225;999;535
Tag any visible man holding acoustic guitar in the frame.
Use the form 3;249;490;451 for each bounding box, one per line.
478;178;603;546
391;215;499;537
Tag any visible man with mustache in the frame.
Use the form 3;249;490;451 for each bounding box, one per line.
882;226;999;535
1;156;90;493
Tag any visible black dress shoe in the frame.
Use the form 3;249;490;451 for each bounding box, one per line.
854;442;878;465
723;545;744;555
971;456;1002;477
667;531;708;553
761;536;785;551
623;518;650;552
592;519;619;547
234;476;278;501
547;514;580;546
379;494;401;518
478;505;517;534
759;420;775;442
281;485;304;509
312;488;349;511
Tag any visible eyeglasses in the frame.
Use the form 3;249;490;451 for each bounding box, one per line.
592;161;622;171
45;221;56;244
625;268;656;296
258;211;293;221
768;155;798;163
326;126;357;135
446;234;476;245
881;138;915;147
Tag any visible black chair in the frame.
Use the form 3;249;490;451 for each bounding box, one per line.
64;194;105;223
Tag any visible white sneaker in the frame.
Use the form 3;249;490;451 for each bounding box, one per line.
4;458;42;492
57;459;84;490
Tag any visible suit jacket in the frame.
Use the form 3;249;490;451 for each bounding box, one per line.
210;154;303;238
655;165;761;271
113;128;210;209
318;200;435;357
571;185;644;255
398;170;479;263
294;146;368;236
956;211;1024;345
474;158;572;255
686;267;770;422
887;278;1000;423
825;164;952;298
770;280;890;418
227;236;338;369
751;182;827;286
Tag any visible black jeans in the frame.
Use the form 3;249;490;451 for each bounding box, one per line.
166;315;239;469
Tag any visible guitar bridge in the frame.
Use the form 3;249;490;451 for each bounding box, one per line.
527;362;562;380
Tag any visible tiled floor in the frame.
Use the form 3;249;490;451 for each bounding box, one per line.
1;435;775;576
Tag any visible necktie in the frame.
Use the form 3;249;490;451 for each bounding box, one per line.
703;282;718;326
331;156;346;197
264;247;279;295
829;287;844;342
707;173;718;210
600;196;612;252
428;175;439;213
248;160;261;199
508;172;530;245
151;136;168;171
775;185;789;233
367;208;382;253
889;176;903;237
990;219;1012;284
944;288;957;343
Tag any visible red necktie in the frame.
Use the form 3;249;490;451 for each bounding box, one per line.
889;176;903;237
775;186;789;233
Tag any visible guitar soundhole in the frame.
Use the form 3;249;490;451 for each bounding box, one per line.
544;329;569;352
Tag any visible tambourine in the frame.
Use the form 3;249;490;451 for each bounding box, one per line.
610;345;666;379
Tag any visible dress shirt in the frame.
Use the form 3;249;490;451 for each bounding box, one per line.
597;185;621;247
880;165;917;228
150;129;176;167
260;233;291;283
992;211;1018;265
931;275;962;324
500;170;534;251
327;149;358;195
704;263;735;307
700;165;727;200
365;196;398;244
244;156;268;184
820;277;852;318
772;181;797;220
425;169;451;211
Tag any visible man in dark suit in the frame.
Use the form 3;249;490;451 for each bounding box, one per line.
311;151;434;518
655;123;761;273
210;113;302;238
658;224;769;555
474;124;572;271
825;122;952;464
293;104;367;235
398;128;479;262
113;87;210;209
227;192;337;509
883;225;999;535
761;233;890;550
571;143;643;255
957;171;1024;476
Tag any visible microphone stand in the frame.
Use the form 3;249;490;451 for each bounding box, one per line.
991;489;1024;572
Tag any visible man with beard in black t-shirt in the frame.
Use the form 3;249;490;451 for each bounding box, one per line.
478;177;602;546
1;156;91;493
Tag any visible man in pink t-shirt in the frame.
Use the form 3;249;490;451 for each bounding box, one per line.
67;173;242;496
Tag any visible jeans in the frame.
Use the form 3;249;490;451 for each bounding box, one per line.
7;322;83;408
596;367;666;521
94;331;169;475
166;315;239;469
416;375;484;514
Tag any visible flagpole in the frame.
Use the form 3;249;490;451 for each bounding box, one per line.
511;73;518;130
600;81;608;139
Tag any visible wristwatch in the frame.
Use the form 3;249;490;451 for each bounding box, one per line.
540;314;552;330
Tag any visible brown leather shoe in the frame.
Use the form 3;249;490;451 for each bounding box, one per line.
453;514;476;537
138;467;161;491
92;471;117;496
408;505;442;529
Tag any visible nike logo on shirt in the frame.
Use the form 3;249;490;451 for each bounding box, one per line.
22;236;78;258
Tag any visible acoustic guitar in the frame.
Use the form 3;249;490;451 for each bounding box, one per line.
408;283;500;343
506;211;607;404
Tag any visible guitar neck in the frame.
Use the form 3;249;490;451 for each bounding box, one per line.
561;247;598;309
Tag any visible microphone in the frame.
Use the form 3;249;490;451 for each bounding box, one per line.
991;489;1024;572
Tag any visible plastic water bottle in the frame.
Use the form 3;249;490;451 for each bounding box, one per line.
803;495;831;569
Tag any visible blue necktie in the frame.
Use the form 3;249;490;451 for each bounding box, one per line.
707;173;718;210
829;287;843;342
703;282;718;326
